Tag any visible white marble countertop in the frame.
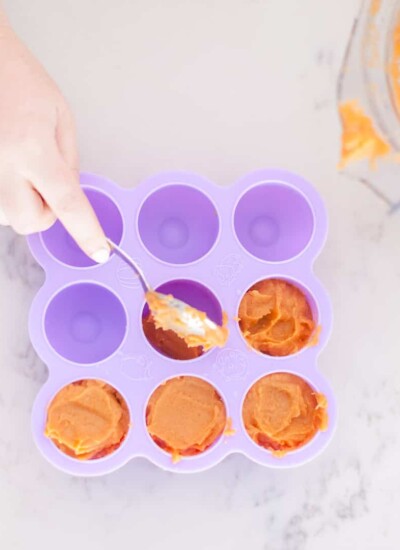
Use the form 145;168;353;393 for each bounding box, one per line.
1;0;399;548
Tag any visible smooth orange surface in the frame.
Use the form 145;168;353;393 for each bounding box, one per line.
338;100;390;168
45;380;130;460
238;279;316;357
146;376;227;461
143;312;203;360
243;373;328;456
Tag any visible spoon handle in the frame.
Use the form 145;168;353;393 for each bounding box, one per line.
106;238;151;293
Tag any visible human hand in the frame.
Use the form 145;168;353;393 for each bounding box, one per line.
0;17;109;263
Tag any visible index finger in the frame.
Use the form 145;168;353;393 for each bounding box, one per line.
31;155;110;263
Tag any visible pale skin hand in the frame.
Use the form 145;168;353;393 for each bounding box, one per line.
0;11;110;263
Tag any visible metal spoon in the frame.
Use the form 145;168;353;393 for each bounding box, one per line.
107;238;228;349
107;238;151;293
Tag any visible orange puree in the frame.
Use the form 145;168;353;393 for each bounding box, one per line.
370;0;381;16
142;312;203;360
145;291;228;352
146;376;227;461
238;279;316;357
389;17;400;120
338;100;390;168
243;373;328;456
45;380;130;460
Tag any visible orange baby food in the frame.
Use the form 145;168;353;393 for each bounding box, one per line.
145;291;228;352
389;17;400;119
45;380;130;460
238;279;316;357
146;376;227;461
243;373;328;456
338;99;390;168
370;0;381;16
143;312;203;360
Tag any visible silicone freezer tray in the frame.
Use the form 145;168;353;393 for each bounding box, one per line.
28;169;335;475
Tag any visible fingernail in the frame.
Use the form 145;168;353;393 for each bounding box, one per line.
91;246;110;264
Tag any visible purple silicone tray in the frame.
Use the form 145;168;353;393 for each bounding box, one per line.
27;169;335;476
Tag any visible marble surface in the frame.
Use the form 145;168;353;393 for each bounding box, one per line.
1;0;399;548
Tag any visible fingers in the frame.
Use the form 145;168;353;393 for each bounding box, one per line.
56;105;79;171
0;179;56;234
29;148;110;262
